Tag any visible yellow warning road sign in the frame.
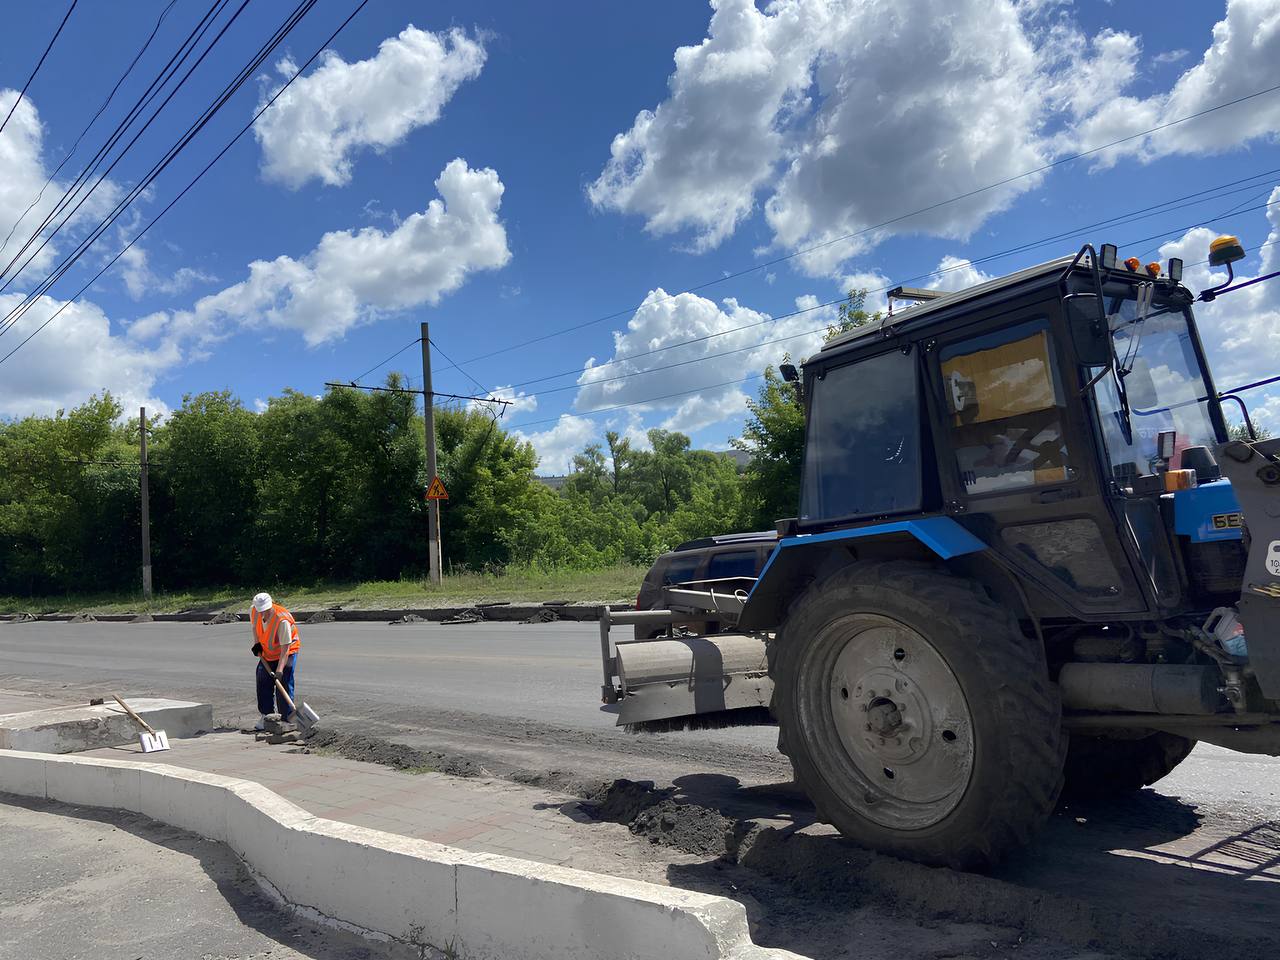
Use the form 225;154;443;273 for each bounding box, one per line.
425;476;449;500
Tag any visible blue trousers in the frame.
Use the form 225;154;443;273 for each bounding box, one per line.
256;653;297;720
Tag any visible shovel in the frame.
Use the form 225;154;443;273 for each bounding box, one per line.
259;653;320;733
111;694;170;753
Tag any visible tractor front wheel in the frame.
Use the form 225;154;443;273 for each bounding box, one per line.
770;561;1065;870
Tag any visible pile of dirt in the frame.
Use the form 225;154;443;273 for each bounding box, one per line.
441;609;484;625
522;608;559;624
69;613;96;623
205;611;240;624
12;612;37;622
305;611;335;624
388;614;426;625
130;614;154;624
303;728;485;778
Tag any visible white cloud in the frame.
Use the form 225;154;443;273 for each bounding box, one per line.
587;0;822;251
928;255;993;292
1155;187;1280;426
1153;49;1190;66
0;92;122;279
571;288;832;435
1072;0;1280;166
514;415;597;475
254;26;486;189
481;384;536;413
590;0;1280;278
0;293;178;418
152;159;509;347
117;243;215;299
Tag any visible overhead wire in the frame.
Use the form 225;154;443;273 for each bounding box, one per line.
0;0;373;369
504;200;1280;430
447;80;1280;369
0;0;80;137
0;0;180;262
0;0;289;335
499;174;1280;399
348;337;422;385
0;0;230;290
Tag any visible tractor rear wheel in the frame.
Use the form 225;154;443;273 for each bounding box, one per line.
1062;732;1195;798
770;561;1065;870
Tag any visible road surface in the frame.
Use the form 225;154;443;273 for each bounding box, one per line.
0;793;410;960
3;619;1279;958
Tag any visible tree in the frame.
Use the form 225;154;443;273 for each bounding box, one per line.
826;288;880;341
1228;422;1273;441
154;391;260;586
565;443;610;502
732;364;805;529
605;430;631;494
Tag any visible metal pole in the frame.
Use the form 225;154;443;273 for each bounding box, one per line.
139;406;153;600
420;323;442;584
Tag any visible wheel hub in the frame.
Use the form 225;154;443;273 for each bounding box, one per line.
825;621;975;822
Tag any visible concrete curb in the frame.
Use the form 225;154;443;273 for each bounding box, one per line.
0;750;806;960
0;698;212;753
0;604;631;624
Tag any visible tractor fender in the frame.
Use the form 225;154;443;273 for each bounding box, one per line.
738;516;988;632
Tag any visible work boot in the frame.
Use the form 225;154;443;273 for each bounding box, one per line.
254;714;268;732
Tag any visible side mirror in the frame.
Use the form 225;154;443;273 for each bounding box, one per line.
1063;293;1111;367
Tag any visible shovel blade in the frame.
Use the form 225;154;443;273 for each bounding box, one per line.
140;730;170;753
294;702;320;729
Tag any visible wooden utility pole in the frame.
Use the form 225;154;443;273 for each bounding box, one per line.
139;406;153;600
420;323;443;584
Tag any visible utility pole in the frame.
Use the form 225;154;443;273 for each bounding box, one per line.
420;323;442;584
139;406;153;600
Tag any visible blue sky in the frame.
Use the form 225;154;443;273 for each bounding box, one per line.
1;0;1278;472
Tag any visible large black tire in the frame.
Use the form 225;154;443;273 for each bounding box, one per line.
1062;732;1195;798
770;560;1065;870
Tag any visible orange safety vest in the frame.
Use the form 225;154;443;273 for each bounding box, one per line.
252;603;300;661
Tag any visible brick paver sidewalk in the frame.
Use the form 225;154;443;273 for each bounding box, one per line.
81;731;688;884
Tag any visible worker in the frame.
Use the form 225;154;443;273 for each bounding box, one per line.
249;592;301;730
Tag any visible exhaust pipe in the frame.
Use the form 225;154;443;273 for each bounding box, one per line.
1059;663;1221;715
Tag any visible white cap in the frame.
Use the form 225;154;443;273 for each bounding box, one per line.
252;592;273;613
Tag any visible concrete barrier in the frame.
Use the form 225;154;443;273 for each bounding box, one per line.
0;698;213;753
0;750;807;960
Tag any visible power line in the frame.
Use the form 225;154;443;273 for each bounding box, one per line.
323;382;511;409
0;0;282;334
427;336;494;399
0;0;230;290
501;175;1280;397
505;204;1280;430
445;80;1280;370
349;337;422;385
0;0;179;262
0;0;79;137
0;0;372;369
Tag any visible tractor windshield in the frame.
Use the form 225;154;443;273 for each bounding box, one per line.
1092;292;1220;480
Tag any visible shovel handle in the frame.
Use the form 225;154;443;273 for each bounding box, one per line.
259;653;298;713
111;694;157;736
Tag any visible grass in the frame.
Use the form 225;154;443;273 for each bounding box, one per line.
0;564;647;616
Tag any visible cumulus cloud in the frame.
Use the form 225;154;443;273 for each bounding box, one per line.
571;288;833;434
480;384;536;413
149;159;509;347
254;26;486;188
1157;188;1280;425
513;415;598;475
927;256;993;292
0;92;122;278
590;0;1280;277
0;293;178;418
117;243;215;299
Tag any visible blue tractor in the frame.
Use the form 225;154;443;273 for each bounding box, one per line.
599;235;1280;869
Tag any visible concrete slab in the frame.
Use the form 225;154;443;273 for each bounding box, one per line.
0;697;213;753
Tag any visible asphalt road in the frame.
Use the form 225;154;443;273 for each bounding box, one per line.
3;619;1280;958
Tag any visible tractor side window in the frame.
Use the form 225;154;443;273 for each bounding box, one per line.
939;319;1073;495
801;349;921;522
